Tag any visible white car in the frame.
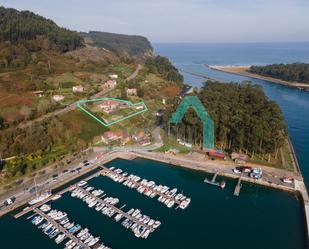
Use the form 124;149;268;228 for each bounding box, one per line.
5;198;13;206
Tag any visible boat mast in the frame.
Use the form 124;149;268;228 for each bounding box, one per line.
34;177;38;197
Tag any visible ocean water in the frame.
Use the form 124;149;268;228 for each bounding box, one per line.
0;158;306;249
154;42;309;187
0;43;308;249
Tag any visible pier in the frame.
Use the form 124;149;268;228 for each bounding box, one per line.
204;171;221;187
234;177;242;196
99;165;183;206
33;208;91;249
76;186;155;232
14;169;102;219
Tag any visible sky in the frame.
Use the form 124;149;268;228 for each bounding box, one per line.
1;0;309;43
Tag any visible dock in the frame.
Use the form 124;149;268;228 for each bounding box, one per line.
100;166;183;206
234;177;242;196
76;186;155;232
33;208;91;249
204;171;221;187
14;169;103;219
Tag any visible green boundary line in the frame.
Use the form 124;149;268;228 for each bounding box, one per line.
76;97;148;127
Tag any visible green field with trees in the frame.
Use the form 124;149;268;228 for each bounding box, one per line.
249;63;309;83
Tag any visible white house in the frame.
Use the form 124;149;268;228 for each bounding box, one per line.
109;74;118;79
72;85;84;93
102;80;117;89
52;95;65;102
127;88;137;96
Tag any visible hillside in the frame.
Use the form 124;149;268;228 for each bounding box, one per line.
249;63;309;84
82;31;154;58
0;6;83;52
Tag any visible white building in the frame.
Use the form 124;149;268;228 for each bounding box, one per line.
72;85;84;93
109;74;118;79
52;95;65;102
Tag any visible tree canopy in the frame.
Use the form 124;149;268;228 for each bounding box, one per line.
166;81;287;154
145;56;184;85
83;31;153;58
0;6;83;52
249;63;309;83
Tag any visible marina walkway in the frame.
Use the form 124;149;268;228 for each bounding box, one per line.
234;177;242;196
100;165;183;206
34;208;91;249
76;187;155;232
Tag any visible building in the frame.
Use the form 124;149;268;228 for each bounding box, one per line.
132;130;147;143
135;105;144;110
72;85;84;93
98;99;121;114
109;74;118;79
104;80;117;88
101;131;122;144
32;91;44;98
127;88;137;96
102;80;117;90
52;95;65;102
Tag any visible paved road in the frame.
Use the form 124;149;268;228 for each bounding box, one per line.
125;64;142;82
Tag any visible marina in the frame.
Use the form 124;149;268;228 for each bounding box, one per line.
102;166;191;209
31;207;111;249
71;185;161;238
0;158;306;249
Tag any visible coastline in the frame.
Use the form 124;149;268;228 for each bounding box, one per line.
1;150;309;244
208;65;309;90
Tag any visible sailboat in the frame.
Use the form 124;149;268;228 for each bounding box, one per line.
28;178;52;205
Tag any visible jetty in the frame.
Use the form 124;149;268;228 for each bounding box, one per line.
204;171;221;187
33;208;91;249
75;186;155;232
234;176;242;196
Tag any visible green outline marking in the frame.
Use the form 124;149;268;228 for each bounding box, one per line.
77;97;148;127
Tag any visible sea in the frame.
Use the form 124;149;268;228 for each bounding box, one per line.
0;42;309;249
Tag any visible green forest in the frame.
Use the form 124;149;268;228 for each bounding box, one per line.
145;56;184;85
166;81;287;155
83;31;153;57
249;63;309;83
0;7;83;52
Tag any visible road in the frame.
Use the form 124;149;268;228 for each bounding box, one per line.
4;63;142;131
125;64;142;82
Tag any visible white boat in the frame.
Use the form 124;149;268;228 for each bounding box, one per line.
40;204;51;212
52;194;62;201
78;180;88;187
55;233;66;244
28;192;52;205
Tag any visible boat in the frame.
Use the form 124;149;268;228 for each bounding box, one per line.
220;181;226;189
28;192;52;205
78;180;88;187
40;204;51;212
55;233;66;244
51;194;62;201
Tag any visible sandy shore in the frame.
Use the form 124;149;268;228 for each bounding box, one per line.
208;65;309;90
